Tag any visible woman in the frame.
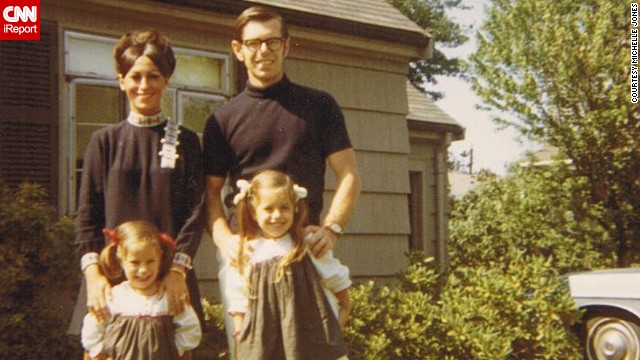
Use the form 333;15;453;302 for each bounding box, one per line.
70;29;205;338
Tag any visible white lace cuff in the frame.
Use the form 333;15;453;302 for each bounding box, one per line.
80;252;99;272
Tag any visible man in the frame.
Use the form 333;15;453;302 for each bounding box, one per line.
202;4;361;349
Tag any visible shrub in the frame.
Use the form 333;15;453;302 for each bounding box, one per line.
344;253;582;360
200;297;233;359
0;183;79;359
449;165;614;273
438;256;582;359
344;254;444;359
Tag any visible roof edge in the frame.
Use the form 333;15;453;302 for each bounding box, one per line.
408;119;465;141
148;0;431;51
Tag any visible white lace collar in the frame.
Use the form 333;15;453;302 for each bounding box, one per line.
248;234;294;264
126;111;165;127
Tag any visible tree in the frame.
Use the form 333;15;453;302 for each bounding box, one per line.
449;164;614;274
469;0;639;266
388;0;469;100
0;183;79;358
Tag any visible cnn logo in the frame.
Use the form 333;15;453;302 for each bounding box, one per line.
3;6;37;22
1;0;40;41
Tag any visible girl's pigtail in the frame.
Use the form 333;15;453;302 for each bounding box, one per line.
276;196;309;283
99;241;124;283
99;227;124;282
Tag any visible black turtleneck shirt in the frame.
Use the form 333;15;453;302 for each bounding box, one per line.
202;77;352;224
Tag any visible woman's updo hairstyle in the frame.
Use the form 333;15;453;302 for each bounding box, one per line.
113;29;176;78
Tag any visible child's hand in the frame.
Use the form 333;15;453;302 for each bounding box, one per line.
338;305;351;329
86;351;110;360
335;288;351;329
232;313;245;337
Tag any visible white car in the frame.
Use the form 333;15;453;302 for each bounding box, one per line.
566;268;640;360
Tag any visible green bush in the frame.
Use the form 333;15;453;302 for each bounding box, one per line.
438;256;581;359
341;166;609;358
344;253;582;360
449;165;613;273
344;254;444;359
200;297;233;359
0;183;79;359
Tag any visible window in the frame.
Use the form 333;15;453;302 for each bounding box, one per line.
408;171;424;251
64;31;229;213
178;90;226;133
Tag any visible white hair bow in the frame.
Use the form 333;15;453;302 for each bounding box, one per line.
232;179;308;205
293;184;307;201
233;179;252;205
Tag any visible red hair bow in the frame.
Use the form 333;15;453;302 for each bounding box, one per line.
158;232;176;252
103;228;119;245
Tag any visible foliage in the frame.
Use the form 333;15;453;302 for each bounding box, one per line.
344;254;444;359
387;0;469;99
438;256;582;360
450;164;614;273
469;0;639;266
200;298;234;359
342;163;615;358
0;183;79;359
344;253;582;359
448;149;472;173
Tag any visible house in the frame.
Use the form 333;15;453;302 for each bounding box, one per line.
0;0;464;298
519;145;572;167
406;82;464;266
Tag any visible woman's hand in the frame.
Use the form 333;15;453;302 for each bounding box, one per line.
84;264;111;322
164;265;189;315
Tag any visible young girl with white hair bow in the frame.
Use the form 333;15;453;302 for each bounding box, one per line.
225;169;351;360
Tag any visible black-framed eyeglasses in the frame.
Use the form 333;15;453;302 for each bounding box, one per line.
242;37;285;52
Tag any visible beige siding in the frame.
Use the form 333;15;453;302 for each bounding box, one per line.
344;110;409;154
334;234;409;276
287;59;408;113
325;152;408;193
322;191;410;234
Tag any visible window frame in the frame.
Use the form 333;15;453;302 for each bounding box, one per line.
67;78;121;211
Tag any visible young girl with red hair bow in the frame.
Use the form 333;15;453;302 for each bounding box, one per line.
81;220;201;360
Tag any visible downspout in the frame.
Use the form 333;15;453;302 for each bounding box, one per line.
434;132;452;272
